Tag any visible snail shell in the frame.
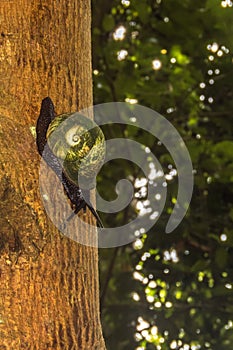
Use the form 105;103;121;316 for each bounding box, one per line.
46;112;105;189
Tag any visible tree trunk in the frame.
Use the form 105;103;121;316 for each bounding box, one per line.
0;1;106;349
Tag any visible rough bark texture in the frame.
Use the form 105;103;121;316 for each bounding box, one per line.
0;1;106;349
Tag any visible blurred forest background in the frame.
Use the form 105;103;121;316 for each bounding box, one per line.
91;0;233;349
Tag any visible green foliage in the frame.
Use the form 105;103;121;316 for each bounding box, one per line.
92;0;233;349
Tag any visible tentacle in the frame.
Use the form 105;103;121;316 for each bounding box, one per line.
61;173;103;228
86;203;104;228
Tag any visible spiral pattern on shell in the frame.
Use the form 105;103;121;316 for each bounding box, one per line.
46;112;105;188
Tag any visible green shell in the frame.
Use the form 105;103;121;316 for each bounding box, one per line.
46;112;105;188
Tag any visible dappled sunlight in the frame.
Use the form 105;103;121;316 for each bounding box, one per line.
125;97;138;104
152;59;162;70
117;49;128;61
113;25;126;40
121;0;130;6
221;0;233;7
93;0;233;348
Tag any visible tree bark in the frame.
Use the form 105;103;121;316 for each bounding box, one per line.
0;0;106;349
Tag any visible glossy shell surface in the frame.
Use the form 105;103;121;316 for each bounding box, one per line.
46;112;105;187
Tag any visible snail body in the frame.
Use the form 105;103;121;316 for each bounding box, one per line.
36;97;104;227
46;112;105;188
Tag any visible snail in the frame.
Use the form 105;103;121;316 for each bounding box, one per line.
36;97;105;228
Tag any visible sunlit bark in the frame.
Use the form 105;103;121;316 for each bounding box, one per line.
0;0;106;348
